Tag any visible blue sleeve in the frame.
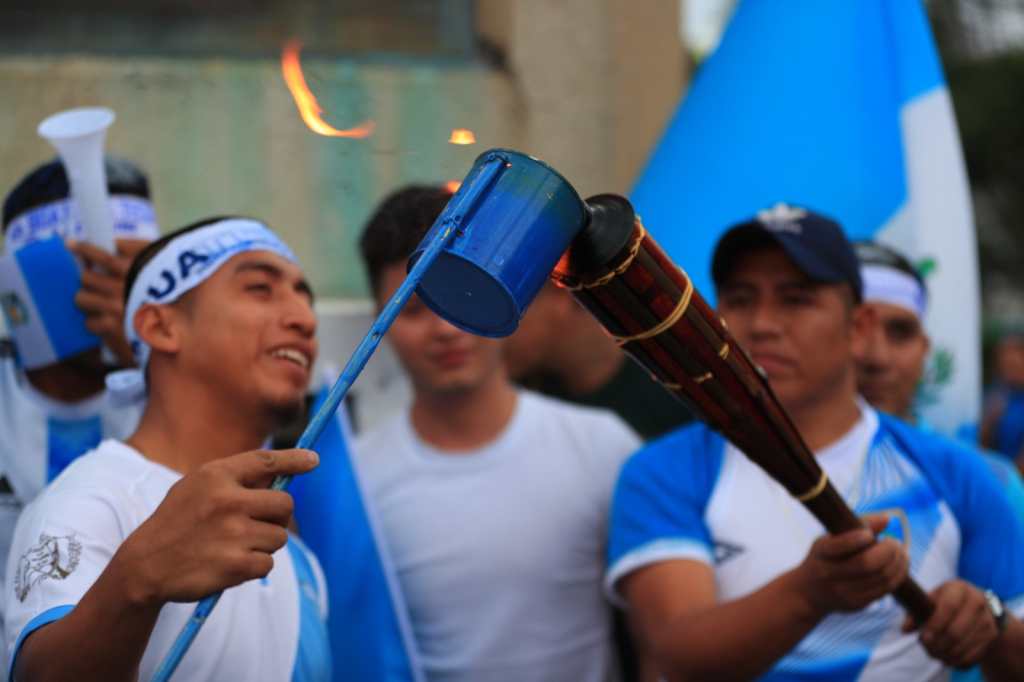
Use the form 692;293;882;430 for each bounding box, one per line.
886;417;1024;606
605;424;724;602
980;453;1024;525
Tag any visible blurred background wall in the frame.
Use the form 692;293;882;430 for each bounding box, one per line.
0;0;686;422
0;0;686;299
6;0;1024;393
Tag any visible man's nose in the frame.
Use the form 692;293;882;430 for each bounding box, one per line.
283;294;317;338
749;302;783;338
429;311;465;340
858;325;890;369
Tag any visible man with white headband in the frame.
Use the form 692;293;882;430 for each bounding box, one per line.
853;241;931;421
4;217;330;681
854;239;1024;682
0;158;160;612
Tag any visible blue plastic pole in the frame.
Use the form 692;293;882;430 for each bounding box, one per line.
151;153;508;681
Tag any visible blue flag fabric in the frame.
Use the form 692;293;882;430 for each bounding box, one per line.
632;0;980;435
291;387;424;682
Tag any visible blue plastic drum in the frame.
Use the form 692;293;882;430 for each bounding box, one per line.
409;149;587;337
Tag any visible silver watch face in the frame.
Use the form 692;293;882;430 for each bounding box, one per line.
985;590;1007;630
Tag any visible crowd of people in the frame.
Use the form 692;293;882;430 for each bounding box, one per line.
0;152;1022;682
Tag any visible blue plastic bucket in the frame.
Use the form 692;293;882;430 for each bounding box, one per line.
409;149;587;337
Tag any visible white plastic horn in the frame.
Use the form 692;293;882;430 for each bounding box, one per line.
37;107;116;252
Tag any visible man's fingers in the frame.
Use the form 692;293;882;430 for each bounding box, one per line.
83;315;118;337
79;268;125;299
942;597;985;652
952;637;993;670
826;539;901;577
861;514;891;536
243;520;290;554
68;239;128;275
238;488;295;526
940;591;994;664
920;583;965;650
115;238;150;260
75;289;122;317
225;449;320;487
813;527;876;560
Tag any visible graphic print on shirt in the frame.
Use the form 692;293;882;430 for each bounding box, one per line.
14;532;82;601
712;539;745;565
767;432;951;682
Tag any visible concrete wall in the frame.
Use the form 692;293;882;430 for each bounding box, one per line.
477;0;686;195
0;54;522;298
1;1;686;383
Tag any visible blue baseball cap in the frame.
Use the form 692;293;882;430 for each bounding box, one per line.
711;203;862;302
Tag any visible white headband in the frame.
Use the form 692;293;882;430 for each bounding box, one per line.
4;195;160;254
860;263;927;319
106;218;296;404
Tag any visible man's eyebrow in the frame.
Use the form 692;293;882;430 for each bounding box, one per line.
235;260;315;302
777;279;821;293
234;260;284;278
718;281;755;293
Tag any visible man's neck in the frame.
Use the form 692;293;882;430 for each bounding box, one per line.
25;356;106;404
127;380;270;474
788;378;864;452
410;372;518;452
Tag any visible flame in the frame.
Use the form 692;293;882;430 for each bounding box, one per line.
444;180;461;194
281;40;374;138
448;128;476;145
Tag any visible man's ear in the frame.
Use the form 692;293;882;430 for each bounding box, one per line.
133;304;185;356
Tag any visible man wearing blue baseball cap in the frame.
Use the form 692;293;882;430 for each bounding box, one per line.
4;216;330;681
606;204;1024;681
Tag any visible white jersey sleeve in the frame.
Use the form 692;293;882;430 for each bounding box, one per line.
3;481;126;674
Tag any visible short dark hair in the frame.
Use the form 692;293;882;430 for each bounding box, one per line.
3;156;151;231
358;185;452;294
853;240;926;296
123;215;245;306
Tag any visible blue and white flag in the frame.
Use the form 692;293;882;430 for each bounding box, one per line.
633;0;979;435
290;378;425;682
0;236;99;369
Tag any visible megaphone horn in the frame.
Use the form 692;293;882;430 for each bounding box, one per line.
37;107;117;252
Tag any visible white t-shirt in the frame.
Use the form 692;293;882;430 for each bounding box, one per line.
354;390;640;682
3;439;331;682
0;354;143;586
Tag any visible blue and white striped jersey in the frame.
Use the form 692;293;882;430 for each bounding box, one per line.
608;406;1024;682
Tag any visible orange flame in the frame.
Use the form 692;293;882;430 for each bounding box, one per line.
281;40;374;138
444;180;461;194
448;128;476;145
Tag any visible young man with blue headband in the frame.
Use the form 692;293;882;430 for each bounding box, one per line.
4;217;330;681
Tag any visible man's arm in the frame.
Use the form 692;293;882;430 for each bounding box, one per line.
12;448;318;682
622;516;908;682
981;616;1024;681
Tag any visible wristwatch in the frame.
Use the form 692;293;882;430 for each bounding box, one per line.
984;589;1008;633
